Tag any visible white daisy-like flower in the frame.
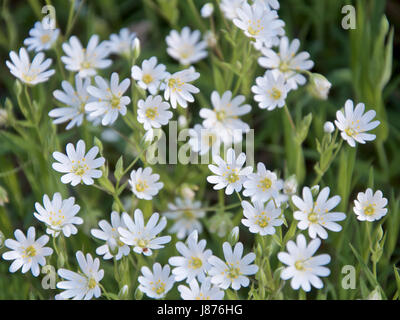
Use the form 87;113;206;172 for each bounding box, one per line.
128;167;164;200
233;2;285;44
137;95;173;131
34;193;83;237
90;211;130;260
334;99;380;147
131;57;168;95
292;186;346;239
138;263;175;299
163;197;205;239
241;200;283;235
166;27;208;65
85;72;131;126
252;71;290;110
188;124;222;156
243;162;283;203
163;67;200;109
2;227;53;277
57;251;104;300
220;0;245;20
200;90;251;144
258;37;314;90
208;242;258;290
353;188;388;222
23;17;60;52
169;230;213;283
207;148;253;195
61;35;112;78
49;74;95;130
278;234;331;292
105;27;137;56
178;278;224;300
6;47;55;85
52;139;105;186
118;210;171;256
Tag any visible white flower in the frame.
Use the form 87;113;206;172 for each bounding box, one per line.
90;211;130;260
241;200;283;235
220;0;245;20
233;2;284;44
2;227;53;277
178;278;224;300
200;90;251;144
61;35;111;78
23;17;59;52
208;242;258;290
309;73;331;100
105;28;137;56
207;148;253;195
52;139;105;186
292;186;346;239
34;193;83;237
128;167;163;200
138;263;175;299
118;210;171;256
166;27;208;65
334;99;380;147
258;37;314;90
163;67;200;109
6;47;55;85
252;71;289;110
204;30;217;47
243;162;283;202
131;57;168;95
188;124;221;156
85;72;131;126
323;121;335;134
201;3;214;18
49;74;95;130
57;251;104;300
278;234;331;292
353;188;388;222
163;197;205;239
137;95;173;131
169;231;213;283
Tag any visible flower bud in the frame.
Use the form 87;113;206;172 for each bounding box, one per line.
283;175;297;196
201;3;214;18
180;184;196;200
323;121;335;134
0;230;4;248
178;115;188;129
308;73;331;100
118;285;129;299
311;185;320;197
228;226;239;245
367;287;382;300
204;30;217;47
132;38;141;62
0;109;8;127
135;287;143;300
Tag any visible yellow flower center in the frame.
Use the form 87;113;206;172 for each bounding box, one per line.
111;96;121;109
40;34;51;44
179;44;194;60
247;20;263;37
295;260;305;271
152;280;166;295
226;265;241;279
216;110;226;121
135;180;148;192
142;73;153;84
22;74;36;83
81;61;92;69
88;277;97;290
227;170;239;183
256;212;270;228
258;177;272;191
279;61;290;72
364;204;375;216
145;107;158;120
183;210;195;220
345;127;356;137
196;293;210;300
72;163;88;176
23;245;37;258
137;239;149;248
117;239;125;247
270;87;282;100
189;257;203;269
308;212;319;224
48;210;65;227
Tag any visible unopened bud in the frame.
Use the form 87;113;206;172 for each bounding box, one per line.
323;121;335;134
0;186;9;206
308;73;331;100
311;185;320;197
228;226;239;245
201;3;214;18
283;175;297;196
118;285;129;299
